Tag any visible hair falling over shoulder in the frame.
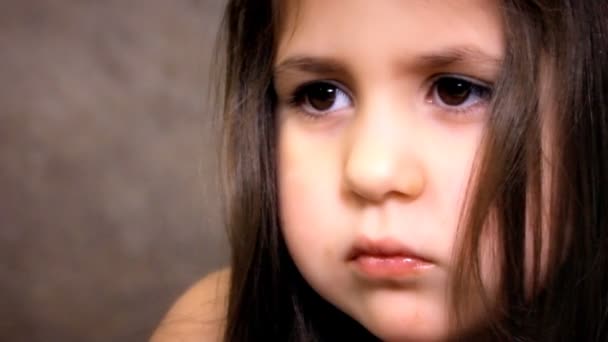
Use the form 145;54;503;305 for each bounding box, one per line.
214;0;608;341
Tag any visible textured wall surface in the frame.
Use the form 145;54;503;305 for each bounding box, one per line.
0;1;227;341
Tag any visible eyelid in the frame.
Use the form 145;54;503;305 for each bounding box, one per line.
424;73;494;119
291;79;355;101
427;72;494;88
289;80;355;118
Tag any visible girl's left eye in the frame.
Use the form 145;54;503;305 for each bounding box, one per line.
428;75;492;113
290;81;352;117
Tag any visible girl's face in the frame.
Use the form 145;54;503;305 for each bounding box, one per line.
275;0;504;340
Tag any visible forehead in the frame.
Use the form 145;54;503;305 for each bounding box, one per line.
276;0;505;68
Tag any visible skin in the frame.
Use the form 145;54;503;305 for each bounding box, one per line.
150;269;229;342
275;0;505;341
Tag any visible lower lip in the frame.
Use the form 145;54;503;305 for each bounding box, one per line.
352;255;435;279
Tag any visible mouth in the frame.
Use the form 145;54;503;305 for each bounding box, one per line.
347;236;436;280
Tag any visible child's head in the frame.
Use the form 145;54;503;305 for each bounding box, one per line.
219;0;608;341
275;1;502;340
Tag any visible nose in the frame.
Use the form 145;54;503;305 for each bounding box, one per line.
343;108;426;203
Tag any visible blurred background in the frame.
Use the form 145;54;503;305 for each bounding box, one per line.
0;1;228;341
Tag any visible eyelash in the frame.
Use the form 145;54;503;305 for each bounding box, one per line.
427;74;493;115
288;80;352;118
287;75;493;119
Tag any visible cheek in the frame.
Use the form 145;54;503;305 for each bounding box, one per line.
277;122;348;277
278;125;334;227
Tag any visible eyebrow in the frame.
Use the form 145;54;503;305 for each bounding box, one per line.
416;46;503;70
274;56;347;76
273;45;503;76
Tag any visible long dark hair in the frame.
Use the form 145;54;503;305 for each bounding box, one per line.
216;0;608;340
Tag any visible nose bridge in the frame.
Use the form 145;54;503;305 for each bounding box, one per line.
343;96;425;202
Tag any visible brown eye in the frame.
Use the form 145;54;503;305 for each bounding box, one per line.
293;81;352;116
436;77;472;105
431;76;491;110
306;83;337;110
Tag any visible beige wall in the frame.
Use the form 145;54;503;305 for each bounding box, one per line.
0;1;228;340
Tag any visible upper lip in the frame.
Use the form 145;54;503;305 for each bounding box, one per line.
347;236;434;263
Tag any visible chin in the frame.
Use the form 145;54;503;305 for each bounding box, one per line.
349;301;450;342
366;323;449;342
360;310;490;342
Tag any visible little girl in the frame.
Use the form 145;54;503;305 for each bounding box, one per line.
153;0;608;341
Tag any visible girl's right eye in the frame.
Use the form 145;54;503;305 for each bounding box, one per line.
290;82;353;117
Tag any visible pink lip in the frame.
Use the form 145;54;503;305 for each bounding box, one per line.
347;237;435;279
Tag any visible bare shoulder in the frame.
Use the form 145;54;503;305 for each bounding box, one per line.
150;268;230;342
